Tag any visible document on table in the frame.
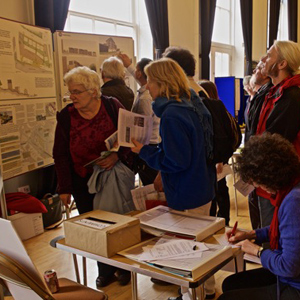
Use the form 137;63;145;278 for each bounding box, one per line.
139;239;208;261
213;233;240;248
117;108;153;147
243;253;261;264
131;184;155;211
137;206;212;236
217;164;233;181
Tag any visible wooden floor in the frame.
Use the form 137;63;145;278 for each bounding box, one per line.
6;174;260;300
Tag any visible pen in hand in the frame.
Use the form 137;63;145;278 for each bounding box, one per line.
229;221;238;239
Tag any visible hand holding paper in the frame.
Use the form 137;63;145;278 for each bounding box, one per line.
131;138;143;154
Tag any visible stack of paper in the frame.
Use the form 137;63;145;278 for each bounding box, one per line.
119;236;232;280
136;206;225;241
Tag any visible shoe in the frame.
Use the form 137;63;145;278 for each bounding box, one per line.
168;297;182;300
151;277;173;285
96;275;116;288
117;272;131;286
205;293;216;299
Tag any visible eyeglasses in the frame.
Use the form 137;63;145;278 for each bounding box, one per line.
64;89;91;96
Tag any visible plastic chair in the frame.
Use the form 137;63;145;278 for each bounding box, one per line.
0;251;107;300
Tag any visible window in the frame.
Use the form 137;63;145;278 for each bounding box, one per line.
210;0;244;81
212;0;231;45
64;0;153;61
277;0;289;41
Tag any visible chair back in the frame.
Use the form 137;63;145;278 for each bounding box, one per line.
0;251;54;299
0;218;51;299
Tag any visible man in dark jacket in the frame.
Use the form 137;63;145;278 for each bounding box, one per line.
256;40;300;228
101;56;134;111
244;60;272;230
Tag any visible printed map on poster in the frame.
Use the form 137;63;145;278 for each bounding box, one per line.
0;18;56;100
0;99;56;180
54;31;135;109
0;18;57;180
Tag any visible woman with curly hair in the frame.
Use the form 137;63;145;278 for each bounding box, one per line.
218;133;300;300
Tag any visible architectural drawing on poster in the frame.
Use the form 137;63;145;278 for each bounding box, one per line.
0;17;57;180
0;18;56;101
0;99;56;180
54;31;135;109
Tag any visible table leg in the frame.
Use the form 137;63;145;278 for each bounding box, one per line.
83;257;87;286
72;254;81;283
191;287;197;300
131;272;138;300
0;282;4;300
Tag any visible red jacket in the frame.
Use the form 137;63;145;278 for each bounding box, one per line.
256;74;300;199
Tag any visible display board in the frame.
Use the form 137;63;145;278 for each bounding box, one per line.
54;31;135;110
0;17;57;180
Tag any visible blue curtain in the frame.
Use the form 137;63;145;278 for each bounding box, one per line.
268;0;281;48
240;0;253;75
144;0;169;59
200;0;217;80
287;0;298;42
34;0;70;33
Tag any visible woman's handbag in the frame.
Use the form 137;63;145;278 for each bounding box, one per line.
40;193;64;229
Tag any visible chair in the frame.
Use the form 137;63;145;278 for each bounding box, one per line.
0;218;107;300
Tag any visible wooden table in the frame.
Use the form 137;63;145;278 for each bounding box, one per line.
54;232;242;300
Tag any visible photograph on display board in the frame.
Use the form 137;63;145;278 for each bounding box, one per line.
54;30;135;108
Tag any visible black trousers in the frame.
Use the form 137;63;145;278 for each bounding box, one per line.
248;189;261;229
210;178;230;226
218;268;300;300
133;144;159;186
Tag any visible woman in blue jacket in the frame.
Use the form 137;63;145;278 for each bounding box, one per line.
219;133;300;300
131;58;215;212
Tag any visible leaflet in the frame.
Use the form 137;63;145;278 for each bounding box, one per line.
117;108;153;147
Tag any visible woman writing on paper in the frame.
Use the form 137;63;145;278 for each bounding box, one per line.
53;66;133;288
218;133;300;300
131;58;216;300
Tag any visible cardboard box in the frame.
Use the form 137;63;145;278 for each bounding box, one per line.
64;210;141;257
8;212;44;240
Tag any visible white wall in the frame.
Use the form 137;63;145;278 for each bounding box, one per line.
0;0;34;24
252;0;268;61
232;0;245;79
167;0;200;79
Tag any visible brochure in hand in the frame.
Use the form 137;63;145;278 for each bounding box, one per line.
83;151;112;168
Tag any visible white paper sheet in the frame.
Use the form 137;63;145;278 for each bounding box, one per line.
234;178;255;196
139;239;208;261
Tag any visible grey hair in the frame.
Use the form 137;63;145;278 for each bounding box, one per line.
64;66;101;97
101;56;125;80
274;40;300;75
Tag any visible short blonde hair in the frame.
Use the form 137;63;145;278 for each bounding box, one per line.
101;56;125;80
64;66;101;97
145;58;191;102
274;40;300;75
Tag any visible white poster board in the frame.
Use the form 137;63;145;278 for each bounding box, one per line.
53;30;135;110
0;17;57;180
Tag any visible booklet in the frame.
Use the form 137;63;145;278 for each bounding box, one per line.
83;151;112;168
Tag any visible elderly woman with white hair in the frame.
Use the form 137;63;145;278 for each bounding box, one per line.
53;66;132;288
101;56;134;110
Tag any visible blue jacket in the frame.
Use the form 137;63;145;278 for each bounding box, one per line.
256;183;300;290
139;92;216;211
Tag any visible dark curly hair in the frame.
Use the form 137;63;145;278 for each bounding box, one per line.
162;47;196;77
236;133;300;191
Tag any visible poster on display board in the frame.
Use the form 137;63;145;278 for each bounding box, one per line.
0;17;57;180
54;30;136;110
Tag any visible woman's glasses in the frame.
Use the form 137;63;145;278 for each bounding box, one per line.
64;89;90;96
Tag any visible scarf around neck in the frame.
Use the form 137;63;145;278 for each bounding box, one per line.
269;178;300;249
